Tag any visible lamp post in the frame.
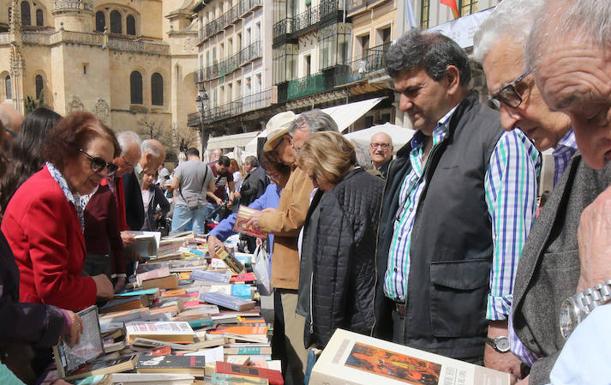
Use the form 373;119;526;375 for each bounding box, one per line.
196;82;209;153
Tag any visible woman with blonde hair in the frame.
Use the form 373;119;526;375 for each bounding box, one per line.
296;131;384;349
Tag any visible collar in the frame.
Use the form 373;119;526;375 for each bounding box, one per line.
556;129;577;151
46;162;80;207
135;162;143;175
410;105;458;150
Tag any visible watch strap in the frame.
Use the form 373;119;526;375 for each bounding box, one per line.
574;279;611;315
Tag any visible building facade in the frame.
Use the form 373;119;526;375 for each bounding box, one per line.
0;0;200;158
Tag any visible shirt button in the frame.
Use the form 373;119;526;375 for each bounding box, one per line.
394;268;398;272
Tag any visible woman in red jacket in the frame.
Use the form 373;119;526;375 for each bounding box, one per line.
1;112;118;312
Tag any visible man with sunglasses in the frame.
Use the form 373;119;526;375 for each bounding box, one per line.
474;1;610;384
373;30;539;378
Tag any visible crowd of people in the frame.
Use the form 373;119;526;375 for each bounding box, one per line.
0;0;609;384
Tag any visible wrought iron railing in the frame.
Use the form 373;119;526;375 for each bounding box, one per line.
239;0;262;17
239;41;262;66
334;42;390;85
294;0;343;34
273;18;295;40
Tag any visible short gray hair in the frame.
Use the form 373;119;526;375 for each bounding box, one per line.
244;155;258;167
141;139;163;158
289;109;339;134
526;0;611;70
473;0;545;64
385;30;471;86
116;131;141;154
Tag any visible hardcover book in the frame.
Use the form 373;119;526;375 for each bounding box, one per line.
310;329;510;385
215;362;283;385
63;354;138;381
202;292;256;312
136;355;206;376
233;206;268;239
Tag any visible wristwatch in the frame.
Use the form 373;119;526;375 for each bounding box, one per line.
559;280;611;339
485;336;510;353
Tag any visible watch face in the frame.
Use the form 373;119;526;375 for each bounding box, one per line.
560;298;578;339
496;337;510;353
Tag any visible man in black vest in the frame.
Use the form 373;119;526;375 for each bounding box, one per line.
373;30;539;376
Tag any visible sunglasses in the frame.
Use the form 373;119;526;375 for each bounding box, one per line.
488;69;532;110
80;149;118;175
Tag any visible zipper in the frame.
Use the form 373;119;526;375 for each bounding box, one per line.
309;271;314;334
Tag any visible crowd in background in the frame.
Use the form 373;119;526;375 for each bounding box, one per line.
0;0;609;384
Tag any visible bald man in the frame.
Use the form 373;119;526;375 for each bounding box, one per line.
369;132;394;179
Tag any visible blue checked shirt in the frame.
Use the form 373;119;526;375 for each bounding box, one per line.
384;109;540;321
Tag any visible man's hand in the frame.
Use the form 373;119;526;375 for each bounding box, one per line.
484;321;522;382
114;276;127;293
244;209;263;230
92;274;114;299
207;235;225;258
121;231;135;246
577;186;611;291
62;310;83;346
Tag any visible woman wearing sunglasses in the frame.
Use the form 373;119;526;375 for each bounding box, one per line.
1;112;118;314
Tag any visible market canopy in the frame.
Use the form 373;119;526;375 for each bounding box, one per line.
323;97;386;132
207;131;260;150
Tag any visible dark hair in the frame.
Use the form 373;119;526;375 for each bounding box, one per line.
385;30;472;86
217;155;230;167
0;107;62;212
186;147;200;157
42;112;120;172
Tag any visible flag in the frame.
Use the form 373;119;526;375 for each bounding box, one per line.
440;0;459;19
406;0;417;29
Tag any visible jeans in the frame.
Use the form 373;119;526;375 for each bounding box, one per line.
171;203;212;235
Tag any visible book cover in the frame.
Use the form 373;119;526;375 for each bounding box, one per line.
142;274;179;290
230;273;257;283
202;292;256;312
136;355;206;376
54;306;104;378
233;206;268;239
65;354;138;381
224;346;272;355
210;325;268;336
216;362;283;385
126;231;161;259
126;322;195;344
310;329;510;385
191;270;232;283
136;267;171;286
212;373;269;385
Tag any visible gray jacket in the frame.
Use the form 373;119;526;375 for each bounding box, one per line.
512;155;611;385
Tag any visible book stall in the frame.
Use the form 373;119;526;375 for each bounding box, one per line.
55;231;281;385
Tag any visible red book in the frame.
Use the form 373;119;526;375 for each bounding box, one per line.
231;272;257;283
216;362;283;385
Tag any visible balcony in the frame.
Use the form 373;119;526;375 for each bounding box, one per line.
294;0;345;35
53;0;93;13
198;63;219;81
335;42;390;85
287;65;349;100
241;88;273;113
219;53;240;77
273;18;296;46
239;0;262;17
239;41;262;66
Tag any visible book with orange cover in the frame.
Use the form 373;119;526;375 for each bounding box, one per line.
233;206;268;239
162;289;188;298
215;362;283;385
142;274;179;290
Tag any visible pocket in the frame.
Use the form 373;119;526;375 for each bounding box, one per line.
429;258;490;338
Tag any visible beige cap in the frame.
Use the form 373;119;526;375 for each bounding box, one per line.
263;111;296;152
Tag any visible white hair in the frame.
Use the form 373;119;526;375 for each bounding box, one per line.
526;0;611;70
141;139;162;158
473;0;545;64
117;131;141;154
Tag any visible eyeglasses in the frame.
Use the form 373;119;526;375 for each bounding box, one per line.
370;143;391;150
488;69;532;110
80;149;118;175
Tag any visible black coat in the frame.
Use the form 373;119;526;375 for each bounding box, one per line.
299;168;383;348
239;167;269;207
122;170;145;231
142;185;171;231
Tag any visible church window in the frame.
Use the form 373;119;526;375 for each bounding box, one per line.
130;71;143;104
126;15;136;36
110;10;122;34
35;9;43;26
35;75;44;100
4;76;12;100
21;1;31;26
151;73;163;106
95;11;105;32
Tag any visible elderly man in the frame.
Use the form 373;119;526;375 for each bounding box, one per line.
246;109;337;385
123;139;166;231
520;1;611;384
369;132;393;178
373;30;539;374
472;1;591;382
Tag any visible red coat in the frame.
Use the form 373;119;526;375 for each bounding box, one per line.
1;166;97;311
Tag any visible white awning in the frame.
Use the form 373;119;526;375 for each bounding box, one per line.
427;7;494;48
323;97;386;132
207;131;261;150
344;123;415;152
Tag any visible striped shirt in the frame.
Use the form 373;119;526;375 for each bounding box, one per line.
509;129;577;366
552;130;578;186
384;109;540;321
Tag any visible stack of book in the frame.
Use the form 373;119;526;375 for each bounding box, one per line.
55;234;281;385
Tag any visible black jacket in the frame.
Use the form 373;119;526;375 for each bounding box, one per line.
0;231;65;382
298;168;383;348
239;167;269;207
122;170;145;230
142;185;171;231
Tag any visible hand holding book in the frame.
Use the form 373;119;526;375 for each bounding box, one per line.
234;206;268;239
